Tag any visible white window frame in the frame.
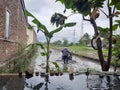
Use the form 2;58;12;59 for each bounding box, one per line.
5;9;10;39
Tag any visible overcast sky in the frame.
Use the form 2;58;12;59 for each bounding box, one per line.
24;0;110;43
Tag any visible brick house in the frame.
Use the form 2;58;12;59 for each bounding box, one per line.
0;0;28;67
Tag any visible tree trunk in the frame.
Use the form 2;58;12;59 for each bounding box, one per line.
90;18;109;71
107;6;113;71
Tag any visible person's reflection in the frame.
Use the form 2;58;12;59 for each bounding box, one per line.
69;73;74;80
68;65;74;80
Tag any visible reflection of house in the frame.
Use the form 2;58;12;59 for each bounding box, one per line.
0;0;28;67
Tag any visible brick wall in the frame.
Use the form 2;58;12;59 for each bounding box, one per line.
0;0;27;67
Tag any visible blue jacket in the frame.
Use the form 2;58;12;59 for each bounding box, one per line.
61;48;70;56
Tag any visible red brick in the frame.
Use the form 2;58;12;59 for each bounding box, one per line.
0;0;27;67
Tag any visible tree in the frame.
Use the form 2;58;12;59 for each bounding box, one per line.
25;10;76;73
63;38;69;47
52;40;62;45
79;33;91;46
112;35;120;72
55;0;120;71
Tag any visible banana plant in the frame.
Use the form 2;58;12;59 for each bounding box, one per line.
25;10;76;73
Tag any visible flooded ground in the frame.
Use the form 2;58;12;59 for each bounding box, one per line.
0;73;120;90
34;49;114;72
24;74;120;90
0;49;120;90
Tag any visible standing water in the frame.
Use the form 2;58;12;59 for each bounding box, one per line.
0;49;120;90
24;49;120;90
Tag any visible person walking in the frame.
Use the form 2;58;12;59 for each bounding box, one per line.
61;47;70;64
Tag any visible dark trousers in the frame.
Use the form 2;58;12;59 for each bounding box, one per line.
62;55;68;64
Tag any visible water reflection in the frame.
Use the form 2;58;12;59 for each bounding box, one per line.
86;75;111;89
0;74;24;90
0;74;120;90
86;74;120;90
69;73;74;80
44;74;49;90
112;75;120;90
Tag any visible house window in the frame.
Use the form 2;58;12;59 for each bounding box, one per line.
5;10;10;39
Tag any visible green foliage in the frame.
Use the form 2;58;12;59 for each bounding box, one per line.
112;35;120;59
110;0;120;10
52;40;62;45
35;42;45;49
56;0;105;16
112;24;119;31
63;38;69;47
52;62;63;73
28;25;34;30
40;52;46;56
112;35;120;71
79;33;91;46
25;10;76;39
64;23;76;27
25;10;76;51
98;24;119;37
25;10;48;34
51;13;67;27
115;20;120;27
98;27;109;33
62;66;68;72
52;62;60;69
6;44;38;73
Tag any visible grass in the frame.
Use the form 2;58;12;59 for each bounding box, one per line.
68;45;98;60
50;45;108;61
68;45;96;52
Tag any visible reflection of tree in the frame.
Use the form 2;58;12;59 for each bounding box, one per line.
44;74;49;90
112;75;120;90
33;83;44;90
86;75;112;89
25;81;44;90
